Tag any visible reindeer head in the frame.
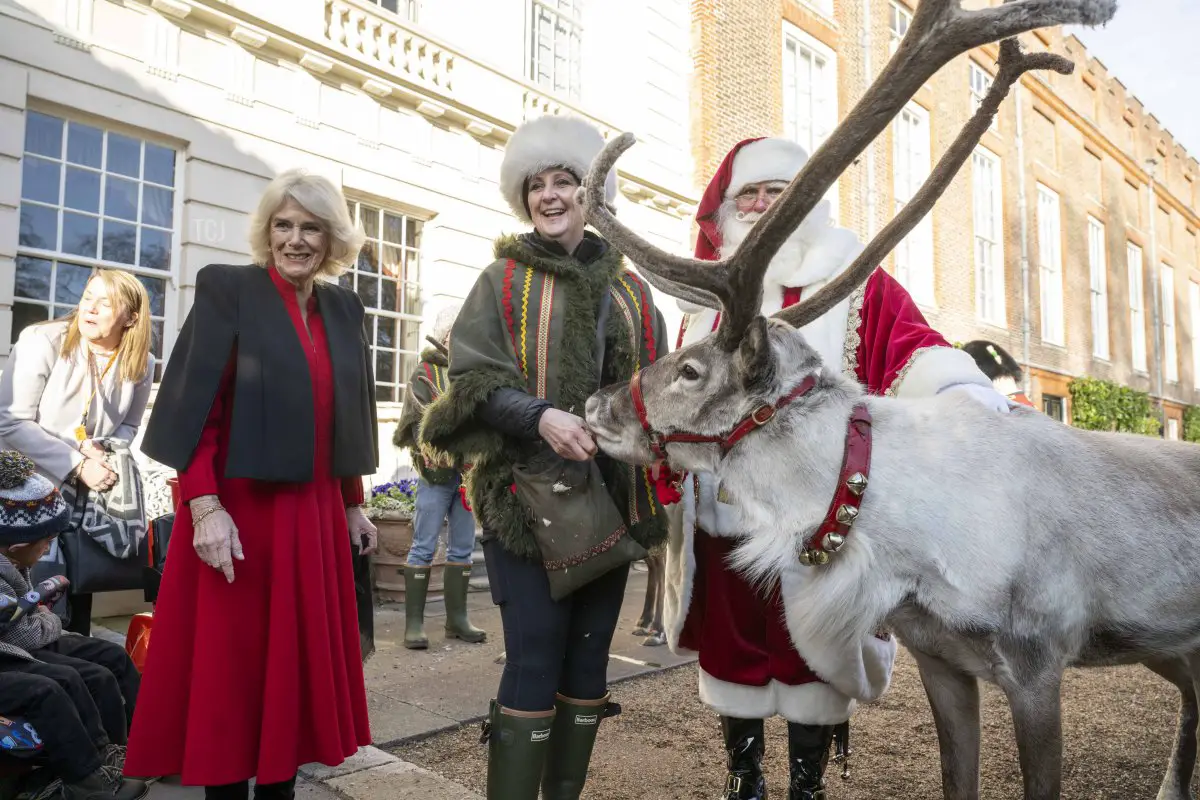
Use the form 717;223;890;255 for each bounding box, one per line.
586;316;829;472
581;2;1113;466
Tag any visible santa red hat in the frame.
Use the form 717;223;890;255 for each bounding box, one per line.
694;137;811;261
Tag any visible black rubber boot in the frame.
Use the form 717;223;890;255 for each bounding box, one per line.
403;566;430;649
786;722;836;800
540;693;610;799
481;699;555;800
720;716;767;799
253;776;296;800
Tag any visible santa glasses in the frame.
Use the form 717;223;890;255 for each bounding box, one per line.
733;181;788;212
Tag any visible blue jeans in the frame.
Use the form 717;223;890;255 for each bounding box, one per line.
407;476;477;566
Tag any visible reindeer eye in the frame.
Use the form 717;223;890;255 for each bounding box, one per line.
680;364;700;381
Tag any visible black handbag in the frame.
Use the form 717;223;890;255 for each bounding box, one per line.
511;290;646;601
59;487;145;594
142;512;175;604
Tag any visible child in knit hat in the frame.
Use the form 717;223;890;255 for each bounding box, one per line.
0;452;140;770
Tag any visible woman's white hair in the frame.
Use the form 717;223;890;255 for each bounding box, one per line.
249;168;365;278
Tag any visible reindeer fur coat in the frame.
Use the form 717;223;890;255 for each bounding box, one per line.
395;347;459;485
420;233;670;559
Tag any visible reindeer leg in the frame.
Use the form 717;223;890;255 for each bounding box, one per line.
633;558;655;636
912;650;981;800
1146;656;1199;800
1002;670;1064;800
643;554;666;647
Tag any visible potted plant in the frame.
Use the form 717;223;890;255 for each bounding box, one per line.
363;479;417;559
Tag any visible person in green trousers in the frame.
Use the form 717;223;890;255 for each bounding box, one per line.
393;305;486;650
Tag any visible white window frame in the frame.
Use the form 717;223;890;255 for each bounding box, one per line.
15;109;181;371
888;2;911;56
972;147;1006;325
1128;243;1147;373
1036;185;1064;345
893;103;934;306
782;22;838;221
344;200;425;405
1191;280;1200;388
529;0;583;101
1162;263;1178;384
365;0;419;21
1087;216;1109;359
969;60;999;133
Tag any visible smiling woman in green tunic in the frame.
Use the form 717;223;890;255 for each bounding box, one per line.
420;115;669;800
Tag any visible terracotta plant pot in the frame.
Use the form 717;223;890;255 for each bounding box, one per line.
375;516;414;560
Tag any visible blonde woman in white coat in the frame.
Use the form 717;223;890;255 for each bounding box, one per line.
0;269;154;633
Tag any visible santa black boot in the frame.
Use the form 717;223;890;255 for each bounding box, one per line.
786;722;835;800
719;716;767;800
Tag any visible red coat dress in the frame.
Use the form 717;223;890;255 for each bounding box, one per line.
124;267;371;785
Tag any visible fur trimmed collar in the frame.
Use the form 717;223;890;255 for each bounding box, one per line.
494;232;623;283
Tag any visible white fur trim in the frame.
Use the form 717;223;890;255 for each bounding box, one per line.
698;669;856;724
727;138;810;197
663;474;697;655
889;346;993;399
499;115;617;223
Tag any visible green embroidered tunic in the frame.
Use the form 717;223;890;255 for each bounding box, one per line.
420;233;670;559
394;347;458;485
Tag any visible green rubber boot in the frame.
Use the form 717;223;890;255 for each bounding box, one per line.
483;699;555;800
443;563;487;643
540;693;609;799
403;566;430;650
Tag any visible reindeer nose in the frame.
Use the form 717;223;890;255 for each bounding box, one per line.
584;394;601;422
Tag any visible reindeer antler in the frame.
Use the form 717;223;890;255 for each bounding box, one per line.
580;0;1116;350
775;39;1073;329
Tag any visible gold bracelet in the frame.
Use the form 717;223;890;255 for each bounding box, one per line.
191;505;224;527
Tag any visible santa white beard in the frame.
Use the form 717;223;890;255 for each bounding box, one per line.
713;197;863;315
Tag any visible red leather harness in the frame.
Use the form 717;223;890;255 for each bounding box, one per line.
628;370;874;567
629;373;818;461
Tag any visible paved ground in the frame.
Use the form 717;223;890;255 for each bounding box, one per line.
92;566;687;800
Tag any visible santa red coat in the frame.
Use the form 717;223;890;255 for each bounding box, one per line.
666;267;994;722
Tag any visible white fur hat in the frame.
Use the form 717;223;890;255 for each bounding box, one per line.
431;302;462;344
499;115;617;223
726;137;811;198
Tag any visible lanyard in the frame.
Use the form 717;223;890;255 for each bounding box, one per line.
75;348;119;443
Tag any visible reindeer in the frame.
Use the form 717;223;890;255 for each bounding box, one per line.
580;3;1200;799
632;549;667;647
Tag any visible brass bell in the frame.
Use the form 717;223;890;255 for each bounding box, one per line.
846;472;868;496
798;549;814;567
823;532;846;552
809;549;831;566
836;504;859;525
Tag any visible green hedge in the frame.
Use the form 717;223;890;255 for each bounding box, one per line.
1067;377;1160;436
1184;406;1200;443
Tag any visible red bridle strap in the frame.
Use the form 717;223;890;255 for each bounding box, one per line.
629;373;818;460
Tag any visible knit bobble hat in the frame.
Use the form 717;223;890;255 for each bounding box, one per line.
0;452;71;545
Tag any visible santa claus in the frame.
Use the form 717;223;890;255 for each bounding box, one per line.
666;137;1011;800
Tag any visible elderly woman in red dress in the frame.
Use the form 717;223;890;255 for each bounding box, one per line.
123;169;379;800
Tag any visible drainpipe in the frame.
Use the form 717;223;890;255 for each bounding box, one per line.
860;0;876;238
1146;157;1166;431
1015;82;1031;396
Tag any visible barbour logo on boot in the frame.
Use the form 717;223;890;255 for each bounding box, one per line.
414;573;427;580
575;714;599;725
531;728;551;742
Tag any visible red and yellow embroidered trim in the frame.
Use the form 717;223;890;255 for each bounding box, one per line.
624;272;658;363
518;267;534;377
501;260;519;367
535;275;555;400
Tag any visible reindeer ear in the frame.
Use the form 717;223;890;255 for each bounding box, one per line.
738;316;777;394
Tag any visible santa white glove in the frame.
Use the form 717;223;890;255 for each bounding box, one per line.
939;382;1012;414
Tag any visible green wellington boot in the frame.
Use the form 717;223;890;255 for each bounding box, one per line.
403;566;430;650
443;563;487;643
481;699;555;800
540;693;610;799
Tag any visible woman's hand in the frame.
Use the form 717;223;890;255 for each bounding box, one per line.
346;506;377;555
77;458;117;493
190;495;243;583
538;408;597;462
78;440;106;461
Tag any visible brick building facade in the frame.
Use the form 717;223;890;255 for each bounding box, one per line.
691;0;1200;435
